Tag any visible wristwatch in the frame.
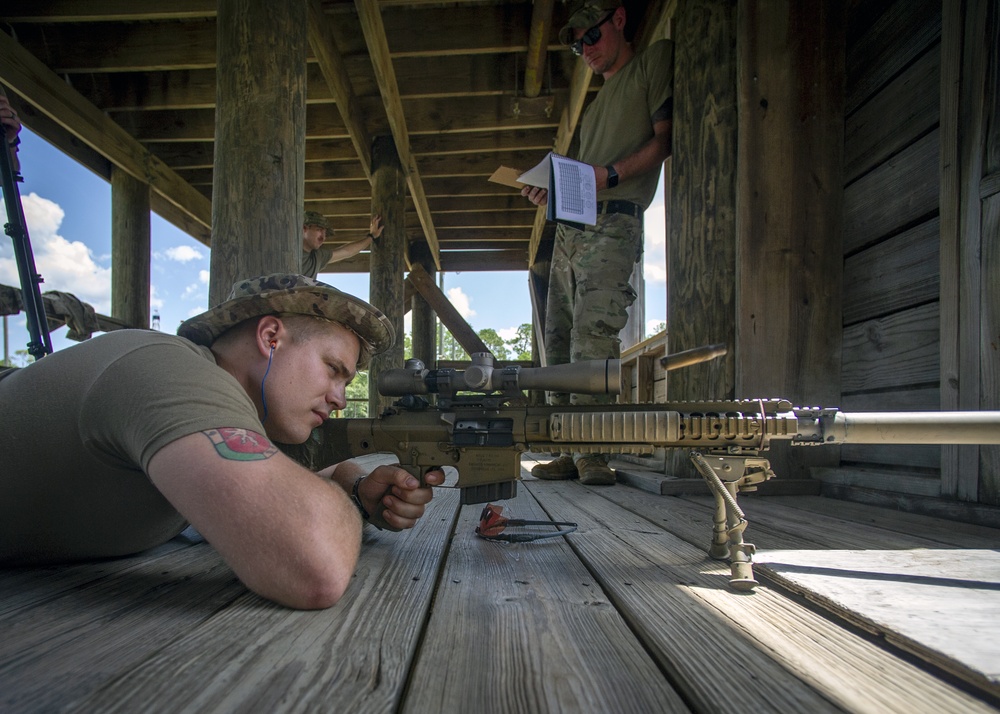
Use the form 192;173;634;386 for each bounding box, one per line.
605;164;619;188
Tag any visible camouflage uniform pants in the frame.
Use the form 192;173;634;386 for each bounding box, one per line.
545;211;643;407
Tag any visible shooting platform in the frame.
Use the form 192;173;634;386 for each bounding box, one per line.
2;454;998;713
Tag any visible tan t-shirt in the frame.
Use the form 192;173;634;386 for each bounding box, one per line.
0;330;262;563
578;39;674;210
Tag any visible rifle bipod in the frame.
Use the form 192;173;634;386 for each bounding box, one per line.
689;450;775;591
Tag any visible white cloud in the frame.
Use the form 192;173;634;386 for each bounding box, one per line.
181;282;202;300
150;284;164;312
447;286;475;319
163;245;204;263
646;318;666;337
0;192;112;313
645;262;666;283
198;269;209;284
497;326;519;341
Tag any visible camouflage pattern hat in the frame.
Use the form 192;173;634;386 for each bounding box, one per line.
178;273;394;368
303;210;330;230
558;0;621;45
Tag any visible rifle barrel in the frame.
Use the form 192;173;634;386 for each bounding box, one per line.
808;411;1000;445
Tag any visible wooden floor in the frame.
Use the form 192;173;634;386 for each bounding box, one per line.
2;455;999;713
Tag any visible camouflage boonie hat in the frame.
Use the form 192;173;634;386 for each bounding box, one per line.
178;273;394;369
559;0;621;45
303;210;330;230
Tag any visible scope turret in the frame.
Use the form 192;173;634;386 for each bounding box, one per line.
378;352;621;399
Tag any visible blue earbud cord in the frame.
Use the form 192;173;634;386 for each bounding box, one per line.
260;344;275;423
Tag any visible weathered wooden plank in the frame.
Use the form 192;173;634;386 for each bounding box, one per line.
764;494;1000;549
811;466;941;497
0;544;246;711
844;43;940;182
403;484;689;714
842;217;939;325
65;489;460;713
0;535;197;617
843;129;939;253
841;302;939;393
680;492;952;551
527;480;993;713
846;0;941;113
755;549;1000;698
981;193;1000;505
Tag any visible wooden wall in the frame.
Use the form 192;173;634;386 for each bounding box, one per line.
819;0;999;520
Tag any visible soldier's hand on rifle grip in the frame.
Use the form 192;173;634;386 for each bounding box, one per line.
358;464;445;532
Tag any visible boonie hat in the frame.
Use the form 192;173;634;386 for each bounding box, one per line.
303;210;330;230
178;273;394;368
559;0;621;45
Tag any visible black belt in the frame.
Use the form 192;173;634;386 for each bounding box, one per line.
597;199;643;219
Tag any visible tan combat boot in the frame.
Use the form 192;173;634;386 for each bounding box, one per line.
530;455;578;480
576;456;616;486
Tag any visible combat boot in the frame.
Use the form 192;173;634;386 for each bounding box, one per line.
530;455;577;480
576;456;616;486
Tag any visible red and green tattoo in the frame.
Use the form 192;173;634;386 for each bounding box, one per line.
203;428;278;461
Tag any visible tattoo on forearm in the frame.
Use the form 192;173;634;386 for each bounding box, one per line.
204;428;278;461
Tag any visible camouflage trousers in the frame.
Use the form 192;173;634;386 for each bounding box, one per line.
544;211;643;412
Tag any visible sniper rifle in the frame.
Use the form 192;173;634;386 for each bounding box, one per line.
300;353;1000;590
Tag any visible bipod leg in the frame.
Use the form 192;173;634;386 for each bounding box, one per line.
690;451;772;591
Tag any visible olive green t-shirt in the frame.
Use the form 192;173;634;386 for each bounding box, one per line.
578;39;674;210
0;330;262;564
302;246;336;279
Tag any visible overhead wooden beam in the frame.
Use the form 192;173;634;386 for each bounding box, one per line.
0;1;217;23
524;0;556;98
0;31;212;244
356;0;442;270
307;0;373;180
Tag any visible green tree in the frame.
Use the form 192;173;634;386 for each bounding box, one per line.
505;323;533;361
343;369;369;418
477;328;509;361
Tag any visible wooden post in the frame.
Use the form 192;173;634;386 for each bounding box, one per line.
735;0;845;478
369;135;406;416
111;166;150;329
666;0;738;474
210;0;307;307
410;243;436;366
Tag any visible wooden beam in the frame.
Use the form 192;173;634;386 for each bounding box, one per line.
524;0;556;98
307;0;373;180
0;1;217;23
356;0;441;270
0;31;212;244
406;264;492;357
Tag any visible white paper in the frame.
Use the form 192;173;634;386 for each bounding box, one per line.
517;152;597;226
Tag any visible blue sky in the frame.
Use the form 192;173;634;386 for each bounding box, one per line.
1;127;666;363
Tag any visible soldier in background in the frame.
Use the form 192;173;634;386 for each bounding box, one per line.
302;209;384;279
522;0;673;485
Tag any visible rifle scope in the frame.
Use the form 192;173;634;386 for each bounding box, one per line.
378;353;621;398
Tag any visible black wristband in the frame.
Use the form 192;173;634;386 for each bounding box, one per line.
351;476;384;530
605;164;619;188
351;476;370;520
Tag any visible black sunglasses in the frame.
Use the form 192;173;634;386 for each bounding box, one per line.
569;11;616;56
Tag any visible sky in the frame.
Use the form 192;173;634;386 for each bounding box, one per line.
0;127;666;363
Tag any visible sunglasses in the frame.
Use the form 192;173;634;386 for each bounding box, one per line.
475;503;578;543
569;11;616;56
